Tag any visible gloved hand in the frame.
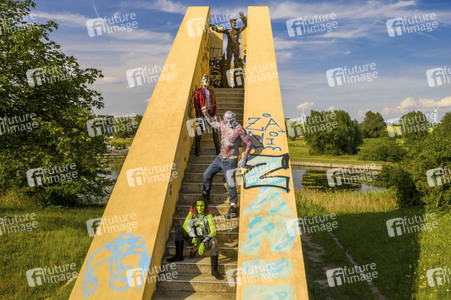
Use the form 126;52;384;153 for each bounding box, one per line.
198;243;205;255
238;158;246;168
192;238;198;246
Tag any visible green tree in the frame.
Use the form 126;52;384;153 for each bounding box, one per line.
285;119;302;141
399;111;431;141
361;111;386;138
381;112;450;209
358;138;406;162
0;0;112;206
303;110;362;155
112;115;140;139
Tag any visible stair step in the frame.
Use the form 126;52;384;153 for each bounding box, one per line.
161;255;237;274
183;172;225;183
178;192;229;203
169;227;238;241
215;102;244;107
181;182;235;194
157;272;236;293
153;291;236;300
189;147;221;155
166;242;238;259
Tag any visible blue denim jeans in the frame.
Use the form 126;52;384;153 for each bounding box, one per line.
203;155;238;205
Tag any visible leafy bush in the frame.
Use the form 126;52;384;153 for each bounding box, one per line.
358;138;406;162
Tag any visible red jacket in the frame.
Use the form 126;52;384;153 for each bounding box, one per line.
194;87;217;118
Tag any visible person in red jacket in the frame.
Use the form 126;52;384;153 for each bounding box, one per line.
193;75;220;156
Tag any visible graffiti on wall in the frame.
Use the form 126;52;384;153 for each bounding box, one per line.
245;114;286;151
243;154;290;191
82;233;151;299
240;153;295;299
210;47;222;88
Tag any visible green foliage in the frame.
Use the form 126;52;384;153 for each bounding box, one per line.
399;111;432;141
285;119;302;141
403;112;451;209
377;112;450;210
112;114;141;139
303;110;362;155
360;111;386;138
380;165;420;207
0;0;113;206
358;138;406;162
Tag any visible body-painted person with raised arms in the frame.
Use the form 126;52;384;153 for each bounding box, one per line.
202;109;252;219
167;199;224;280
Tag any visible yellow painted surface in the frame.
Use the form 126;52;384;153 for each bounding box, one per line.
69;7;211;300
236;6;309;300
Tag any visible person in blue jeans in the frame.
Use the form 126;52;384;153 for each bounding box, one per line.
202;110;251;219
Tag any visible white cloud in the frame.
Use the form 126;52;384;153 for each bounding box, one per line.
382;97;417;114
297;101;314;110
35;11;88;27
132;0;187;14
328;106;335;110
419;96;451;108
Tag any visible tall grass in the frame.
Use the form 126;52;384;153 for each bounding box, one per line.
296;188;398;216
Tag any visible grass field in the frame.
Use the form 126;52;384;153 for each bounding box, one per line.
0;201;105;299
296;188;451;300
288;138;386;165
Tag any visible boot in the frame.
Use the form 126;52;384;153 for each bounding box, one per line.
167;240;184;262
195;137;201;156
202;190;210;202
214;141;221;155
224;205;238;220
211;255;224;280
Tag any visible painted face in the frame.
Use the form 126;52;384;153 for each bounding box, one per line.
196;201;205;215
224;111;236;127
201;76;208;87
230;19;237;28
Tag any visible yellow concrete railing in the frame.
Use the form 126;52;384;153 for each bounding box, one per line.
69;6;211;300
236;6;309;300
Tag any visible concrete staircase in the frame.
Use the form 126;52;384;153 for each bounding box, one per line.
152;88;244;299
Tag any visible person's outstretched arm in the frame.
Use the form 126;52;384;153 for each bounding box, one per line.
203;109;221;129
238;13;247;33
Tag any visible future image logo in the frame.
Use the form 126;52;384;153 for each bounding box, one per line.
326;63;378;87
386;13;438;37
286;13;338;37
426;267;450;287
186;18;206;37
426;67;451;87
86;14;138;37
386;214;438;237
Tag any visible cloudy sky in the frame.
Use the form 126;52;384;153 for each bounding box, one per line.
31;0;451;121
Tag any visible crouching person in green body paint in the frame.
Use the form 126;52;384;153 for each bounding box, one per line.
167;199;224;280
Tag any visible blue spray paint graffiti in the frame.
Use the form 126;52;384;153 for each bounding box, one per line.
240;215;296;255
83;233;151;299
245;113;286;151
242;258;293;279
243;187;292;216
240;151;295;298
243;154;290;191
